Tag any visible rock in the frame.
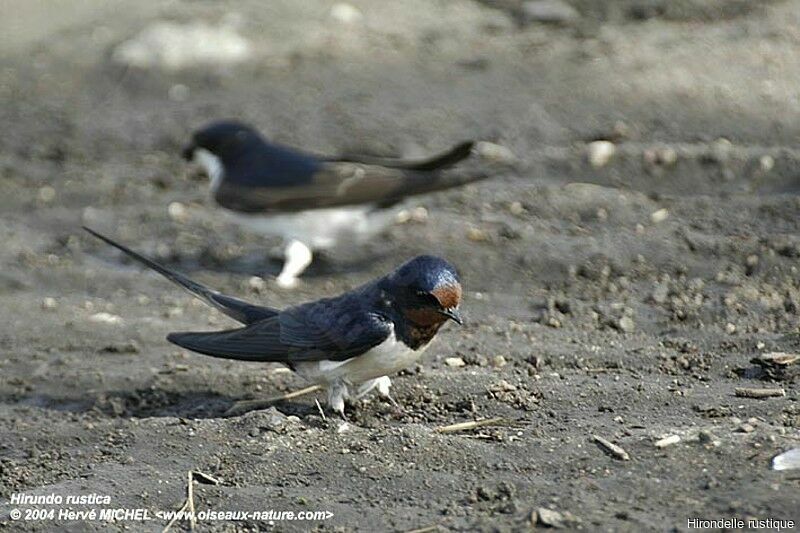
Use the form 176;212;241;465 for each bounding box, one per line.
113;21;251;71
759;154;775;172
753;352;799;368
467;227;490;242
247;276;267;293
697;430;718;445
167;201;188;223
533;507;566;528
37;186;56;204
738;423;755;433
658;147;678;166
521;1;579;25
725;323;737;335
651;283;669;304
410;206;429;223
241;407;287;433
88;312;122;325
654;435;680;448
41;297;58;310
509;201;525;215
772;448;800;471
650;208;669;224
474;141;516;164
490;380;517;392
586;140;615;168
491;355;508;368
445;357;466;368
616;316;635;333
100;340;140;354
329;3;363;24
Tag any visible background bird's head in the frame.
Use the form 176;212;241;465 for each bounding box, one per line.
384;255;463;326
182;120;263;163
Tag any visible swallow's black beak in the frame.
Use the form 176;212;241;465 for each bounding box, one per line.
440;307;463;325
181;143;195;161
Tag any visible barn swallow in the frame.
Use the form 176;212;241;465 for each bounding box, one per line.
181;120;509;288
84;227;463;417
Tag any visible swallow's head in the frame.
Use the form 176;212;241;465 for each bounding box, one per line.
386;255;463;326
182;120;263;163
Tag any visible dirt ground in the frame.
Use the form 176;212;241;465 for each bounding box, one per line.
1;0;800;531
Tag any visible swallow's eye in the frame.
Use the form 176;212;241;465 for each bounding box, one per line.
415;290;439;306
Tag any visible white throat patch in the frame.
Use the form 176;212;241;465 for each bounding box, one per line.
193;148;224;194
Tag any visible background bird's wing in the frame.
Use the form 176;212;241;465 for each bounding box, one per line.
323;141;475;171
84;227;277;325
214;160;489;213
167;298;392;363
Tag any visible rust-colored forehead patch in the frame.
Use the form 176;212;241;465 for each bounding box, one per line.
432;284;462;309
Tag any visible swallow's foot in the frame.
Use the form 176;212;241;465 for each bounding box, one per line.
275;239;313;289
356;376;404;413
327;381;349;420
355;376;389;400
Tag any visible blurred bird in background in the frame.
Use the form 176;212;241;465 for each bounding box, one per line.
182;120;514;288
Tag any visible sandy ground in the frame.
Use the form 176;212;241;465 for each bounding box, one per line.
1;0;800;531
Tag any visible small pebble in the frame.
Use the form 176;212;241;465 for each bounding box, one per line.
491;355;507;368
88;312;123;325
330;3;363;24
509;201;525;215
474;142;516;164
168;201;189;223
759;154;775;172
617;316;635;333
467;227;490;242
41;297;58;310
38;186;57;203
445;357;466;368
587;140;615;168
247;276;267;293
410;206;428;222
658;147;678;166
521;0;579;25
650;208;669;224
725;323;737;335
654;435;681;448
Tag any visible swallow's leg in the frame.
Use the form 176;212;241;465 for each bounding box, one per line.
356;376;402;411
327;381;349;419
378;380;403;412
276;239;313;289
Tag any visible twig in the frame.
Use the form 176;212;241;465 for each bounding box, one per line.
405;526;441;533
592;435;630;461
315;398;327;422
192;471;220;485
187;471;196;531
436;417;507;434
735;387;785;399
161;499;188;533
224;384;322;416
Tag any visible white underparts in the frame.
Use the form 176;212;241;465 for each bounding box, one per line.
295;327;430;414
276;239;312;288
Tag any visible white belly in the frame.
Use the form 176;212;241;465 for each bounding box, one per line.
230;207;392;249
294;333;428;386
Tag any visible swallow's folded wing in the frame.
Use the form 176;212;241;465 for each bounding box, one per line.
167;299;392;363
214;160;489;213
325;141;475;171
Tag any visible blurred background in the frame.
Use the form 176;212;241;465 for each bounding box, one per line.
2;1;799;531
